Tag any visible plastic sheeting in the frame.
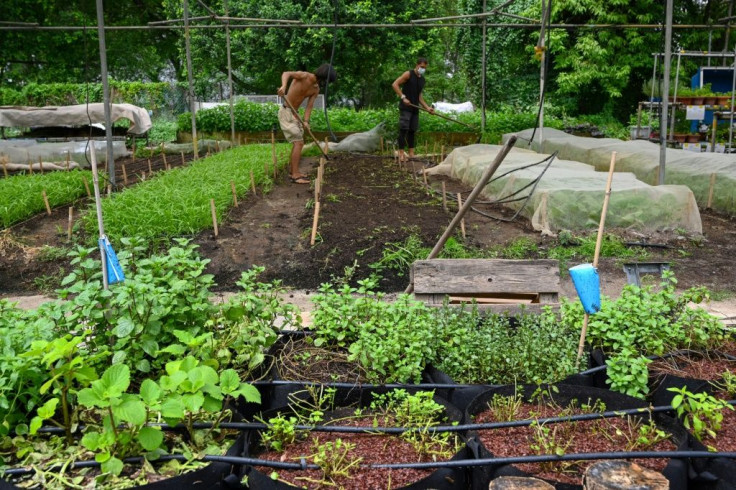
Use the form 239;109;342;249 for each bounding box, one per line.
0;103;152;134
0;139;128;167
503;128;736;216
427;144;702;235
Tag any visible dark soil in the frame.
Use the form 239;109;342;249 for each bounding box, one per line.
2;149;736;296
474;402;678;485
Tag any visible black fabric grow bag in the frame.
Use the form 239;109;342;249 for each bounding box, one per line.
239;391;469;489
464;384;690;490
648;350;736;408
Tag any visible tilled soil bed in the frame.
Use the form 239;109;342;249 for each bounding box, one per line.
2;149;736;297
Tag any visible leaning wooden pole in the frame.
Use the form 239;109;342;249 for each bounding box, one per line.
183;0;199;159
576;151;617;367
405;136;517;294
310;158;325;246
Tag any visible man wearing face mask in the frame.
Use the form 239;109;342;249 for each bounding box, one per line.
277;64;337;184
392;57;434;163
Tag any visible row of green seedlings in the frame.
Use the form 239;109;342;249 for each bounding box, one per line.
88;144;291;244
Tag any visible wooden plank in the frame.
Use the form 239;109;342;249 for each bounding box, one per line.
412;259;560;295
448;296;534;305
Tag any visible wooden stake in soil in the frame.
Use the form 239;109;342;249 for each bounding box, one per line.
250;169;257;195
1;157;7;178
181;152;186;167
147;158;153;174
324;137;329;155
161;143;168;170
310;163;324;246
707;173;716;209
122;163;128;185
107;184;112;196
38;156;44;173
65;152;70;171
433;141;438;162
441;181;448;212
82;177;91;197
67;207;74;240
230;180;238;207
210;198;219;237
215;140;220;153
271;131;277;171
28;160;33;174
422;168;429;194
42;190;51;215
237;134;242;146
457;193;466;238
576;151;617;368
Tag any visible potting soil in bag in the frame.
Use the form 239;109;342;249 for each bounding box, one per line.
465;384;689;490
240;392;469;489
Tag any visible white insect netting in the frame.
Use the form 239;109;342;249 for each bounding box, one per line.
503;128;736;216
0;139;127;169
427;144;702;235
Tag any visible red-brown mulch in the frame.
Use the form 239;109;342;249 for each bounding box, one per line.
474;403;678;485
701;391;736;453
649;352;736;381
255;414;461;489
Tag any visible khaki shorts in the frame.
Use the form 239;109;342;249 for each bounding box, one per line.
278;106;303;143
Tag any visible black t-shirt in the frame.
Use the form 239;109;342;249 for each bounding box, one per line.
399;69;425;113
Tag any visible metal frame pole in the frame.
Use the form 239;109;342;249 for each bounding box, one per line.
225;0;235;144
481;0;487;133
184;0;199;158
659;0;673;186
95;0;115;189
729;51;736;150
669;52;681;140
648;55;658;128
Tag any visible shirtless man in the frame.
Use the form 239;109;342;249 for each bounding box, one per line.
277;64;337;184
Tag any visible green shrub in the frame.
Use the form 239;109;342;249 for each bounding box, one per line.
0;81;171;109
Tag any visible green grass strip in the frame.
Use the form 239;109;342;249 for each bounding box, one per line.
88;144;290;244
0;170;92;229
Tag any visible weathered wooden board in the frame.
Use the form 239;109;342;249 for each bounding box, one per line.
412;259;560;296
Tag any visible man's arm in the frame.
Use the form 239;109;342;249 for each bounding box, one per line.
392;71;411;106
277;71;308;96
419;94;435;114
303;93;318;128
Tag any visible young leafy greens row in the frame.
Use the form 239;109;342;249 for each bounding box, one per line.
85;144;290;244
0;170;92;228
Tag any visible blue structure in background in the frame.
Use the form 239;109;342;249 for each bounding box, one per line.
690;67;735;132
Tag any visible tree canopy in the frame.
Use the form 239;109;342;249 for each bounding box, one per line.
2;0;735;121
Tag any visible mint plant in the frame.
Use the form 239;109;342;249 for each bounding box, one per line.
668;386;734;447
605;350;651;399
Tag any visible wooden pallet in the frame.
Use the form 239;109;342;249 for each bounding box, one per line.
410;259;560;314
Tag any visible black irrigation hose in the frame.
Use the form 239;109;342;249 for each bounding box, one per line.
32;400;736;437
6;451;736;477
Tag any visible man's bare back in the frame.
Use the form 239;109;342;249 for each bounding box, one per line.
277;71;319;122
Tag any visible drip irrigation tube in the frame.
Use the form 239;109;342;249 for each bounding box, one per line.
5;451;736;477
32;400;736;436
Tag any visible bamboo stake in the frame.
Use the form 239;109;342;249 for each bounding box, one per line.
215;140;220;152
231;181;238;207
271;131;277;172
181;152;185;167
250;169;257;195
324;137;329;155
1;157;7;178
39;157;44;173
707;173;716;209
67;207;74;240
457;193;466;238
210;199;219;237
107;184;112;196
65;152;70;171
310;163;324;246
28;160;33;174
147;158;153;173
161;143;168;170
82;177;91;197
576;151;617;368
122;163;128;185
42;190;51;215
441;181;448;212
